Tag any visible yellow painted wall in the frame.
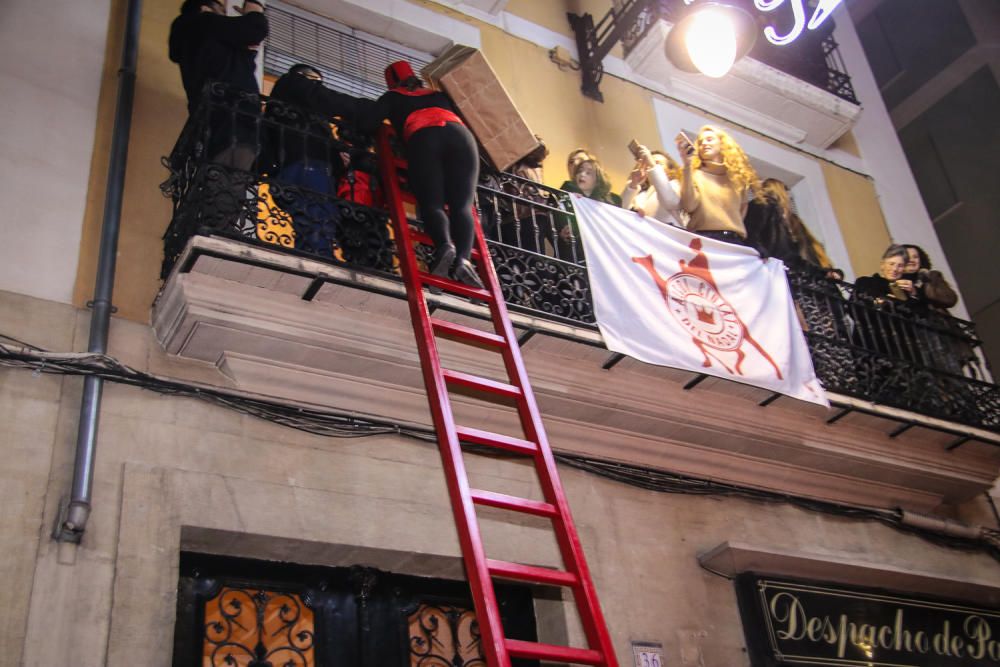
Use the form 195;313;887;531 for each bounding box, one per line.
821;163;892;277
74;0;187;322
478;23;658;192
830;130;861;158
76;0;892;324
506;0;614;41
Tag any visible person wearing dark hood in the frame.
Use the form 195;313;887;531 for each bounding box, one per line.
168;0;268;169
265;64;367;256
361;61;483;288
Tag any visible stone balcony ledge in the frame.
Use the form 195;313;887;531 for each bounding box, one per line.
153;235;1000;513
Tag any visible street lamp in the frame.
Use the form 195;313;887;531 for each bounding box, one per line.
569;0;758;101
665;2;757;78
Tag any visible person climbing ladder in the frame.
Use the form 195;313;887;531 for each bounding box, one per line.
362;60;483;287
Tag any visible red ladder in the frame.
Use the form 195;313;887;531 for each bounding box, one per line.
375;126;618;667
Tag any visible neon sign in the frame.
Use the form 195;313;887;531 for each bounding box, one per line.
754;0;844;45
683;0;845;46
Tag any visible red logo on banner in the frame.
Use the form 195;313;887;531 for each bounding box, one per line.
633;238;783;379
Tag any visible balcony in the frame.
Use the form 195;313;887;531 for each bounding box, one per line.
154;87;1000;511
616;0;862;147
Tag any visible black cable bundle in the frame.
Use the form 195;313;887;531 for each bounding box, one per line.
2;332;996;562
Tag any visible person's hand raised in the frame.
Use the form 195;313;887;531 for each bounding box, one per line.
636;145;655;169
894;278;915;295
627;165;645;188
675;133;695;167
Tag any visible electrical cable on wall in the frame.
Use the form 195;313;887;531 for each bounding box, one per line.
1;333;997;563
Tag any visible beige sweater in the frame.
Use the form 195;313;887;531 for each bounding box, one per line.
682;168;748;237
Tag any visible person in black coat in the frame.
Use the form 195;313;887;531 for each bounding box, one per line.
265;64;368;256
853;244;914;304
852;243;922;363
361;61;483;287
743;178;798;261
169;0;268;167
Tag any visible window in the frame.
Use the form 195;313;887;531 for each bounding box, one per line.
263;4;433;99
172;553;539;667
653;98;854;277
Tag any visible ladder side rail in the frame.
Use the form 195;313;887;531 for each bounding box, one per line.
374;126;510;667
469;212;620;666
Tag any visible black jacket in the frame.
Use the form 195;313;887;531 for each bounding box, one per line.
853;274;900;303
743;195;798;262
266;72;367;170
169;10;268;114
360;88;460;140
269;72;366;123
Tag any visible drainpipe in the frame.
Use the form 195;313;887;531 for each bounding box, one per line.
56;0;142;543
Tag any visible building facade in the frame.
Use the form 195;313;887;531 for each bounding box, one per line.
854;0;1000;371
1;1;999;666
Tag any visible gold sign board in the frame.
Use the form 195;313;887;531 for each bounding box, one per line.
735;574;1000;666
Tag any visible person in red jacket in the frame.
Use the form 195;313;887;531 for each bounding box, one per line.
362;61;482;287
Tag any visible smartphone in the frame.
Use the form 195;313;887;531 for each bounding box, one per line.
627;139;642;159
675;131;695;157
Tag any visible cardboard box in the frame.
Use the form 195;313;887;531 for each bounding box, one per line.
423;45;539;172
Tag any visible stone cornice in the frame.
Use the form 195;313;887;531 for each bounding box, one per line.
151;239;1000;512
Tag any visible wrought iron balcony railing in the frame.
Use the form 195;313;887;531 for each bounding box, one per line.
621;0;860;105
160;86;995;430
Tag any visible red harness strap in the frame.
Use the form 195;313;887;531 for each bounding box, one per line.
390;87;436;97
403;107;463;142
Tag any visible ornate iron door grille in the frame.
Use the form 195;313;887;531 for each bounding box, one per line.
172;552;540;667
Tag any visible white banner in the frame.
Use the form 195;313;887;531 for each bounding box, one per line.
572;195;828;406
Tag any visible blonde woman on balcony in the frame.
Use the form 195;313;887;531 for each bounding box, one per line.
676;126;760;246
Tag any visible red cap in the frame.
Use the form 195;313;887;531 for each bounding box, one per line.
384;61;416;89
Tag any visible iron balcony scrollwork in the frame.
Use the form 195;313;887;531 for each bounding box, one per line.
787;268;997;429
160;83;394;279
161;85;995;432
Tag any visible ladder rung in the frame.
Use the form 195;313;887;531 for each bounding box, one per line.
487;559;578;587
505;639;605;665
442;369;521;398
409;230;483;261
431;318;507;348
400;191;417;205
410;230;434;246
469;489;556;517
421;274;492;301
393;157;408;169
455;426;538;456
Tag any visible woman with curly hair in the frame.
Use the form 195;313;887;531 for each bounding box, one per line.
677;125;760;245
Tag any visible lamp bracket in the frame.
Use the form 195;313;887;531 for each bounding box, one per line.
568;0;652;102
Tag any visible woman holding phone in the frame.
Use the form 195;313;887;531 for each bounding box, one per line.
624;142;685;228
676;126;759;245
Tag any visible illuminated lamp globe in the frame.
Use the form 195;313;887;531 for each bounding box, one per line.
664;2;757;78
685;6;737;77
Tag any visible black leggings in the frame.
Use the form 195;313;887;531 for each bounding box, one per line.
406;123;480;261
